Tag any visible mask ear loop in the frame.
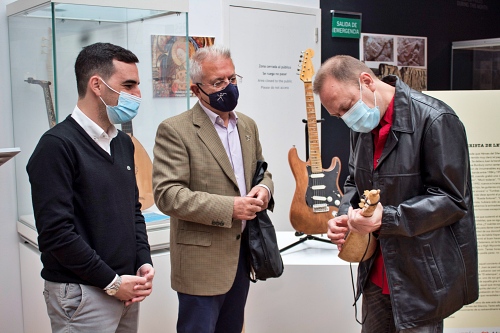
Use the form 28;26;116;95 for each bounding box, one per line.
358;79;363;101
100;78;120;95
195;83;210;97
360;77;378;108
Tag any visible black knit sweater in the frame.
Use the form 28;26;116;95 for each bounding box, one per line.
27;115;152;289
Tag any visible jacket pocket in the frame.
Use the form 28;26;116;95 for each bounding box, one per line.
423;244;444;290
177;229;212;247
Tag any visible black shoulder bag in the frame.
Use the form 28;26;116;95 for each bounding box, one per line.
247;160;284;282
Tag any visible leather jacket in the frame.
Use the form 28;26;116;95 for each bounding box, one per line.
338;76;479;329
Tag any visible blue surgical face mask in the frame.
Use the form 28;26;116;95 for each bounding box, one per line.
197;83;239;112
99;79;141;124
341;80;380;133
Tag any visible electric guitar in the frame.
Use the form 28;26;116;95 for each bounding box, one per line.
121;121;155;210
338;189;379;263
288;49;343;235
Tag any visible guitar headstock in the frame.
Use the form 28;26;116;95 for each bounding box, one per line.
298;48;315;83
358;189;380;217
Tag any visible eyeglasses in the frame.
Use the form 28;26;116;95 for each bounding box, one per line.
197;74;243;90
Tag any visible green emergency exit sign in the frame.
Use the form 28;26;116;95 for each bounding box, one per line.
332;16;361;39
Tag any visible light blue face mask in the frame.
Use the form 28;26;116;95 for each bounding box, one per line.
99;79;141;124
341;80;380;133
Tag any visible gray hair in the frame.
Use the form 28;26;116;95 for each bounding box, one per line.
189;45;232;83
313;55;375;94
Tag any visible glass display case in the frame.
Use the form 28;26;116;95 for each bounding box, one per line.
451;37;500;90
8;0;190;248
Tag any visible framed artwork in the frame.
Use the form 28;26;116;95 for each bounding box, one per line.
360;33;427;69
151;35;215;98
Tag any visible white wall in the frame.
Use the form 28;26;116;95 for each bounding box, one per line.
188;0;319;43
0;0;25;331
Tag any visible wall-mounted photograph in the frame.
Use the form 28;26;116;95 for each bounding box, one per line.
360;33;427;69
362;34;394;63
397;36;426;67
360;33;427;91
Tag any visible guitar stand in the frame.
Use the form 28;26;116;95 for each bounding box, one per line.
280;118;335;253
279;231;333;253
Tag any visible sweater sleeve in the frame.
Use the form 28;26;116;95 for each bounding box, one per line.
27;133;116;288
133;181;153;271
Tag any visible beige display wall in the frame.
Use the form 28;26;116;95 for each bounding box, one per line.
425;90;500;333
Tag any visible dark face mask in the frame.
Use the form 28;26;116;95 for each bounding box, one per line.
197;83;239;112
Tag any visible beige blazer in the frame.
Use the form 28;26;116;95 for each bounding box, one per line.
152;102;273;296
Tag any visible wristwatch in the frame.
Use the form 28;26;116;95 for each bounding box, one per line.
104;275;122;296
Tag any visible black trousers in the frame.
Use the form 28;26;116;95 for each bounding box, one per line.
361;280;443;333
176;241;250;333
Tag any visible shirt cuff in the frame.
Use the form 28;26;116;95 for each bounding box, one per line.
136;263;153;276
257;184;271;199
104;274;119;290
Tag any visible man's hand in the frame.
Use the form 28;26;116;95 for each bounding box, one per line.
233;196;263;220
123;264;155;306
246;185;270;210
114;275;148;304
347;202;383;234
114;265;155;306
232;185;270;220
327;215;349;251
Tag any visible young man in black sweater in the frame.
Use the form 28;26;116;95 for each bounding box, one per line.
27;42;154;333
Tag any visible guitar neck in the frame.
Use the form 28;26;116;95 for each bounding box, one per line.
304;81;322;173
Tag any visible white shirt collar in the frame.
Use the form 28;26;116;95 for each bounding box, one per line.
199;101;238;127
71;106;118;140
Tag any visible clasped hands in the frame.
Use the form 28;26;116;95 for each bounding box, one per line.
327;203;383;251
114;264;155;306
233;185;270;220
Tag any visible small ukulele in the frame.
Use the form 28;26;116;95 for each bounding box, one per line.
338;189;380;263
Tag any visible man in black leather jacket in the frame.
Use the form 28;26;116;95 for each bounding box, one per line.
313;55;478;332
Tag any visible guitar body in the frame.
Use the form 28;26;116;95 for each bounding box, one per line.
338;232;378;262
129;135;154;210
288;147;342;235
338;189;380;262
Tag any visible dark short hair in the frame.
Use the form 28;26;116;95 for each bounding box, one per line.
74;42;139;98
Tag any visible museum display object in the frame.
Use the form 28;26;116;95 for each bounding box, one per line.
451;37;500;90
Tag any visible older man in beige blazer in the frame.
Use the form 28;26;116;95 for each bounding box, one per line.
153;45;273;333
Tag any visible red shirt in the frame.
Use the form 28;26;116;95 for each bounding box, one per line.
369;97;394;294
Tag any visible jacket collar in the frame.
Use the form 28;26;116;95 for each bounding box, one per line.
382;75;414;134
191;101;252;189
